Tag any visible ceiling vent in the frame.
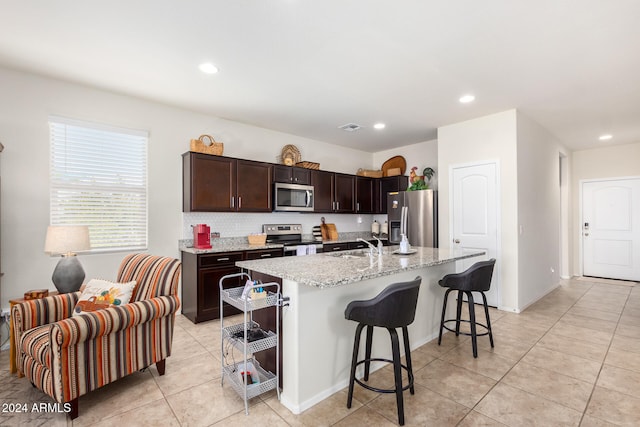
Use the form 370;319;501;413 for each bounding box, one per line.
338;123;362;132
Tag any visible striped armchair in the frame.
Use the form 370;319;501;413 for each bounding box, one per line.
11;254;181;420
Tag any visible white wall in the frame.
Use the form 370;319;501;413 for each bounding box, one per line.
516;112;565;308
0;67;374;309
571;142;640;275
437;110;519;311
437;109;569;311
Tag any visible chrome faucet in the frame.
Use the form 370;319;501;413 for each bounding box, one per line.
357;238;383;256
372;236;384;255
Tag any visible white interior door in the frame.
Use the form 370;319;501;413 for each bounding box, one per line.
583;178;640;281
451;162;500;306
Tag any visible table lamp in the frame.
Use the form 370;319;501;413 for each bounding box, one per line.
44;225;91;293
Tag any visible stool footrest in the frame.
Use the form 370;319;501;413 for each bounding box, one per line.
442;319;491;337
353;358;414;394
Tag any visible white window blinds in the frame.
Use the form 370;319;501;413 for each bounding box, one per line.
49;116;148;252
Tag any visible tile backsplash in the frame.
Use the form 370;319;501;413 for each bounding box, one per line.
182;212;386;239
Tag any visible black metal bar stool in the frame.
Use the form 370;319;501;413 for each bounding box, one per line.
438;259;496;358
345;276;422;426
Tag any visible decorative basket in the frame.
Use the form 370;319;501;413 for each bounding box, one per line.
190;134;224;155
295;161;320;170
356;168;383;178
247;233;267;246
386;167;402;177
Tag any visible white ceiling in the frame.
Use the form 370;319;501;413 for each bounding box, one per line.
1;1;639;153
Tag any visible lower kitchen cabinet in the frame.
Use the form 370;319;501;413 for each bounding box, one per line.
349;240;371;250
244;248;283;260
322;242;350;252
181;248;283;323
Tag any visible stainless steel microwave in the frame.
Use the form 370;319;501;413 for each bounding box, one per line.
274;183;314;212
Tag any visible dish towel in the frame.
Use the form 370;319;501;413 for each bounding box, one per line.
307;245;316;255
296;245;307;256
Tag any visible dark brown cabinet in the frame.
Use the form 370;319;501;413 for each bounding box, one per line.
273;165;310;185
378;175;409;213
244;248;283;260
349;240;371;250
322;242;350;252
181;248;283;323
236;159;273;211
310;170;355;213
355;176;374;213
310;170;334;212
181;251;244;323
183;152;272;212
334;173;355;213
183;151;408;215
183;153;233;212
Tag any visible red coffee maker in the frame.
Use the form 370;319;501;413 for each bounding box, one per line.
193;224;212;249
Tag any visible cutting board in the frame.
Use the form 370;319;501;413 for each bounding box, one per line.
320;217;338;241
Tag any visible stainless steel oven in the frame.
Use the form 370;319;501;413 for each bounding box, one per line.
264;223;323;256
274;183;314;212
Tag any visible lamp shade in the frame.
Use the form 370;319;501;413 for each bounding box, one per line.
44;226;91;255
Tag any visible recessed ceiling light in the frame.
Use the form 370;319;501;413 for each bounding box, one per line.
598;134;613;141
199;63;219;74
373;123;386;130
459;94;475;103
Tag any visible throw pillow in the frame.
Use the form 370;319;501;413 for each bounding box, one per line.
73;279;136;316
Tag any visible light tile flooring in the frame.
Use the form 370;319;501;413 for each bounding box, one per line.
1;277;639;426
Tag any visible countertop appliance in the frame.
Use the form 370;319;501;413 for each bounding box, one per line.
193;224;212;249
263;223;323;256
274;183;314;212
387;190;438;247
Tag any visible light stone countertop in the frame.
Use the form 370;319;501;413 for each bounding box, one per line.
236;246;485;288
180;241;283;254
179;232;387;254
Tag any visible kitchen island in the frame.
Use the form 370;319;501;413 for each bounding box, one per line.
235;246;485;414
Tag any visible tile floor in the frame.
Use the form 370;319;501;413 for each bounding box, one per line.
1;277;639;426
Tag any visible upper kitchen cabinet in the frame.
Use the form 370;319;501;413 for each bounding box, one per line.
334;173;355;213
311;170;333;212
183;152;272;212
311;170;355;213
236;159;273;211
273;165;310;185
377;175;409;213
355;176;374;214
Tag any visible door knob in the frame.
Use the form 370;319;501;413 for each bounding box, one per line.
453;239;460;244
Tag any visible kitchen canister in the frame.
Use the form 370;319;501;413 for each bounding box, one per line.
371;220;380;235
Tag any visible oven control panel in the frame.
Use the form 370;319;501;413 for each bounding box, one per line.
263;224;303;235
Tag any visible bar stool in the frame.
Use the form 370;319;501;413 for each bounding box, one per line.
438;259;496;358
345;276;422;426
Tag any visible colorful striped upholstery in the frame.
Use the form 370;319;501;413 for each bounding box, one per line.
11;253;181;418
117;253;181;301
20;324;52;368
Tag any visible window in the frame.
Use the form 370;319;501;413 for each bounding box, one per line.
49;116;148;252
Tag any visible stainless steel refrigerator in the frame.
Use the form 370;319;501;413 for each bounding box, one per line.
387;190;438;247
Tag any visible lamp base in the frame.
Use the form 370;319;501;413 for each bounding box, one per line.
52;255;85;293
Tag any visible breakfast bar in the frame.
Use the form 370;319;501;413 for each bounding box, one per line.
236;246;485;414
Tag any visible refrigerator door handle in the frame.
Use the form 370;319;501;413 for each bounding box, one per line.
401;206;408;236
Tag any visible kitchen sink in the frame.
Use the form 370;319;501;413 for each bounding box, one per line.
325;250;371;259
